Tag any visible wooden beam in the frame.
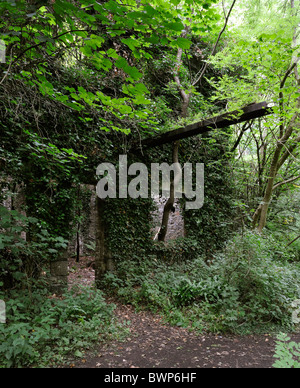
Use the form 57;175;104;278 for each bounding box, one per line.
138;102;273;149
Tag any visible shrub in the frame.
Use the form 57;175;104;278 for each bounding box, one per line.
0;286;119;368
102;231;300;334
212;233;300;328
0;206;69;291
184;232;300;332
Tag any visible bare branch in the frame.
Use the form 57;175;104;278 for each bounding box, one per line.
0;29;88;82
286;234;300;247
230;120;254;153
272;174;300;191
192;0;237;87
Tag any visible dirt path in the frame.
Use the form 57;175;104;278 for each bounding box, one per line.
68;257;300;369
73;302;299;369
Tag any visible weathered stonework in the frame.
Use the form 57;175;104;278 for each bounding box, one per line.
152;196;185;241
50;258;68;295
68;185;97;257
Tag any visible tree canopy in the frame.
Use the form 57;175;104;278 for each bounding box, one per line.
0;0;300;369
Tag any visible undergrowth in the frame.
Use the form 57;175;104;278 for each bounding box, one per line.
0;285;124;368
101;231;300;334
273;333;300;368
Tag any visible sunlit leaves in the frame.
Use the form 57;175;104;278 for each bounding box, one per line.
121;38;139;51
164;21;185;32
0;0;223;135
173;37;192;50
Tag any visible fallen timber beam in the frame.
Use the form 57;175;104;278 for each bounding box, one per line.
139;102;273;149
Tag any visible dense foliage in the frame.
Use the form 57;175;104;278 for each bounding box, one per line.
0;0;299;368
101;231;300;334
0;285;122;368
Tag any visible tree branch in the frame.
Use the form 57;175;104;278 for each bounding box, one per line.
272;174;300;191
174;26;191;117
280;62;297;90
279;62;298;136
286;234;300;247
276;133;300;172
192;0;237;86
230;120;253;153
1;29;88;82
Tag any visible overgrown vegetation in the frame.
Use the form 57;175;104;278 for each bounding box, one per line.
101;231;300;334
1;0;299;368
0;285;123;368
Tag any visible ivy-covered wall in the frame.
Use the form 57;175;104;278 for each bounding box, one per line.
181;134;235;257
0;67;234;291
97;130;235;275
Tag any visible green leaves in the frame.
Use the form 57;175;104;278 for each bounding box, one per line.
115;57;142;81
164;21;185;32
87;34;105;49
0;287;117;367
24;130;87;182
173;37;192;50
121;37;141;54
0;0;224;137
36;76;54;97
122;83;151;105
273;333;300;368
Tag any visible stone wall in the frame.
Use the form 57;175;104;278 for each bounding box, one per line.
151;196;185;241
68;188;186;259
68;185;97;258
50;258;68;294
1;180;27;241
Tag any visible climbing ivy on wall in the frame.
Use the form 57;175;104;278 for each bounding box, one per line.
181;134;235;257
103;197;156;261
0;0;236;288
99;131;235;265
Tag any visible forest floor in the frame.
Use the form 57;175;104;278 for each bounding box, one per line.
67;256;300;369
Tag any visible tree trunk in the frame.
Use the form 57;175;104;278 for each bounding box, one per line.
257;156;279;232
158;5;237;242
181;94;191;119
253;40;300;231
158;141;180;242
157;32;189;243
95;197;108;285
253;110;300;232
